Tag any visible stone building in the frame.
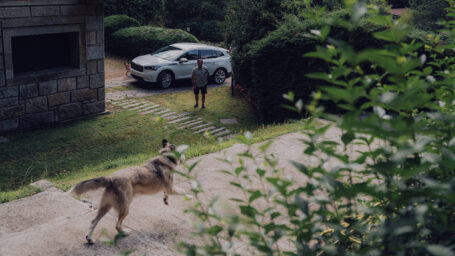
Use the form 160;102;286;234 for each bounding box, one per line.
0;0;105;133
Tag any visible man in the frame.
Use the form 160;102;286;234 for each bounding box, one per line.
192;59;209;109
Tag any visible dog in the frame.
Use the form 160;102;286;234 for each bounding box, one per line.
71;139;184;244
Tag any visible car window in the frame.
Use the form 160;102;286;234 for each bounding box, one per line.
200;49;217;59
154;50;184;61
215;50;224;57
152;46;181;55
181;50;199;61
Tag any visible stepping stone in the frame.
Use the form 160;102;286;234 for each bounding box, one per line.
138;105;160;112
178;120;204;129
140;108;163;115
168;115;192;123
164;112;189;120
220;118;238;124
191;122;212;130
221;134;236;141
130;104;153;110
213;129;231;137
122;102;142;109
116;100;136;106
208;127;226;134
178;118;202;126
160;112;177;118
194;126;217;134
155;109;172;115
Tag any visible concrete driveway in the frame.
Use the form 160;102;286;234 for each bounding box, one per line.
106;77;232;101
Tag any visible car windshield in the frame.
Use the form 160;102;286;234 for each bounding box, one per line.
152;46;183;61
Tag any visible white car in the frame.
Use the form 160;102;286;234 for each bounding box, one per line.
130;43;232;88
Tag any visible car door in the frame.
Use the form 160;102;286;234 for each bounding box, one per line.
199;49;217;75
175;50;199;80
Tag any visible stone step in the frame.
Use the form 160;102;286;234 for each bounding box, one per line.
221;134;236;141
130;104;158;111
178;118;202;126
154;109;172;115
122;102;142;109
140;108;163;115
116;100;136;106
213;129;231;137
168;115;192;124
194;126;217;134
178;120;204;129
160;112;177;118
164;113;189;120
137;105;160;112
207;127;226;134
191;122;212;130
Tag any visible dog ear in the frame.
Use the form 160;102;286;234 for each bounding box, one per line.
162;139;168;148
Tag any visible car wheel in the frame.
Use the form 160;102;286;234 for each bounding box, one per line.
214;68;227;85
157;71;173;89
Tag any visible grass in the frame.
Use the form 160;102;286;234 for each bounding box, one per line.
145;85;258;132
0;56;305;203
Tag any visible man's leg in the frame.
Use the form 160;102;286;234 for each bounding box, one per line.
194;88;199;108
201;86;207;108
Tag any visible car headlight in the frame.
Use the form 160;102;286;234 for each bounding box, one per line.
144;66;161;71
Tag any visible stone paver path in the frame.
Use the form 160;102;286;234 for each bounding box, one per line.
109;98;235;139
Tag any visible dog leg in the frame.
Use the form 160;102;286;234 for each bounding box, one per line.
163;191;169;205
116;208;129;236
86;204;112;244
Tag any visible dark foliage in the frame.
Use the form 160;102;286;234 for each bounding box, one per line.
110;26;199;58
104;0;162;24
104;15;141;51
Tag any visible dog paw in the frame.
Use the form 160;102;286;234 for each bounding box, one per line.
85;236;94;245
118;230;130;237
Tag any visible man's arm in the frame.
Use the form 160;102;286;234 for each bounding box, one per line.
191;70;196;90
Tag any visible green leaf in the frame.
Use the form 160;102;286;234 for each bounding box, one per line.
341;132;355;145
207;225;223;235
239;205;257;218
427;245;455;256
256;168;266;177
248;190;262;203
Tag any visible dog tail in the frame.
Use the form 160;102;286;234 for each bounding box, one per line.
71;177;112;195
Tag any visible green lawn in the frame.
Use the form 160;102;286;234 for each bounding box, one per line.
146;85;258;133
0;85;304;203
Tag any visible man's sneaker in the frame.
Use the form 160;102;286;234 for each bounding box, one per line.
194;104;198;108
202;105;205;109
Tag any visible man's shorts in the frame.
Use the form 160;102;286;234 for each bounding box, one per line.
194;85;207;95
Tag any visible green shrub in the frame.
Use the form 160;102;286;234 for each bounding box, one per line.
409;0;450;30
104;15;141;51
178;3;455;255
110;26;199;58
182;20;224;43
237;12;384;123
104;0;162;24
388;0;409;7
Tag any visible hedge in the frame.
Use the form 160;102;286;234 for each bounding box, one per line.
236;12;386;123
104;0;162;24
110;26;199;58
104;15;141;51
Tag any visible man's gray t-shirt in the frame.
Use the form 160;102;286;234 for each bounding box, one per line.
192;66;209;88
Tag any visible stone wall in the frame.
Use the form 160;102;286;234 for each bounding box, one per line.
0;0;105;133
